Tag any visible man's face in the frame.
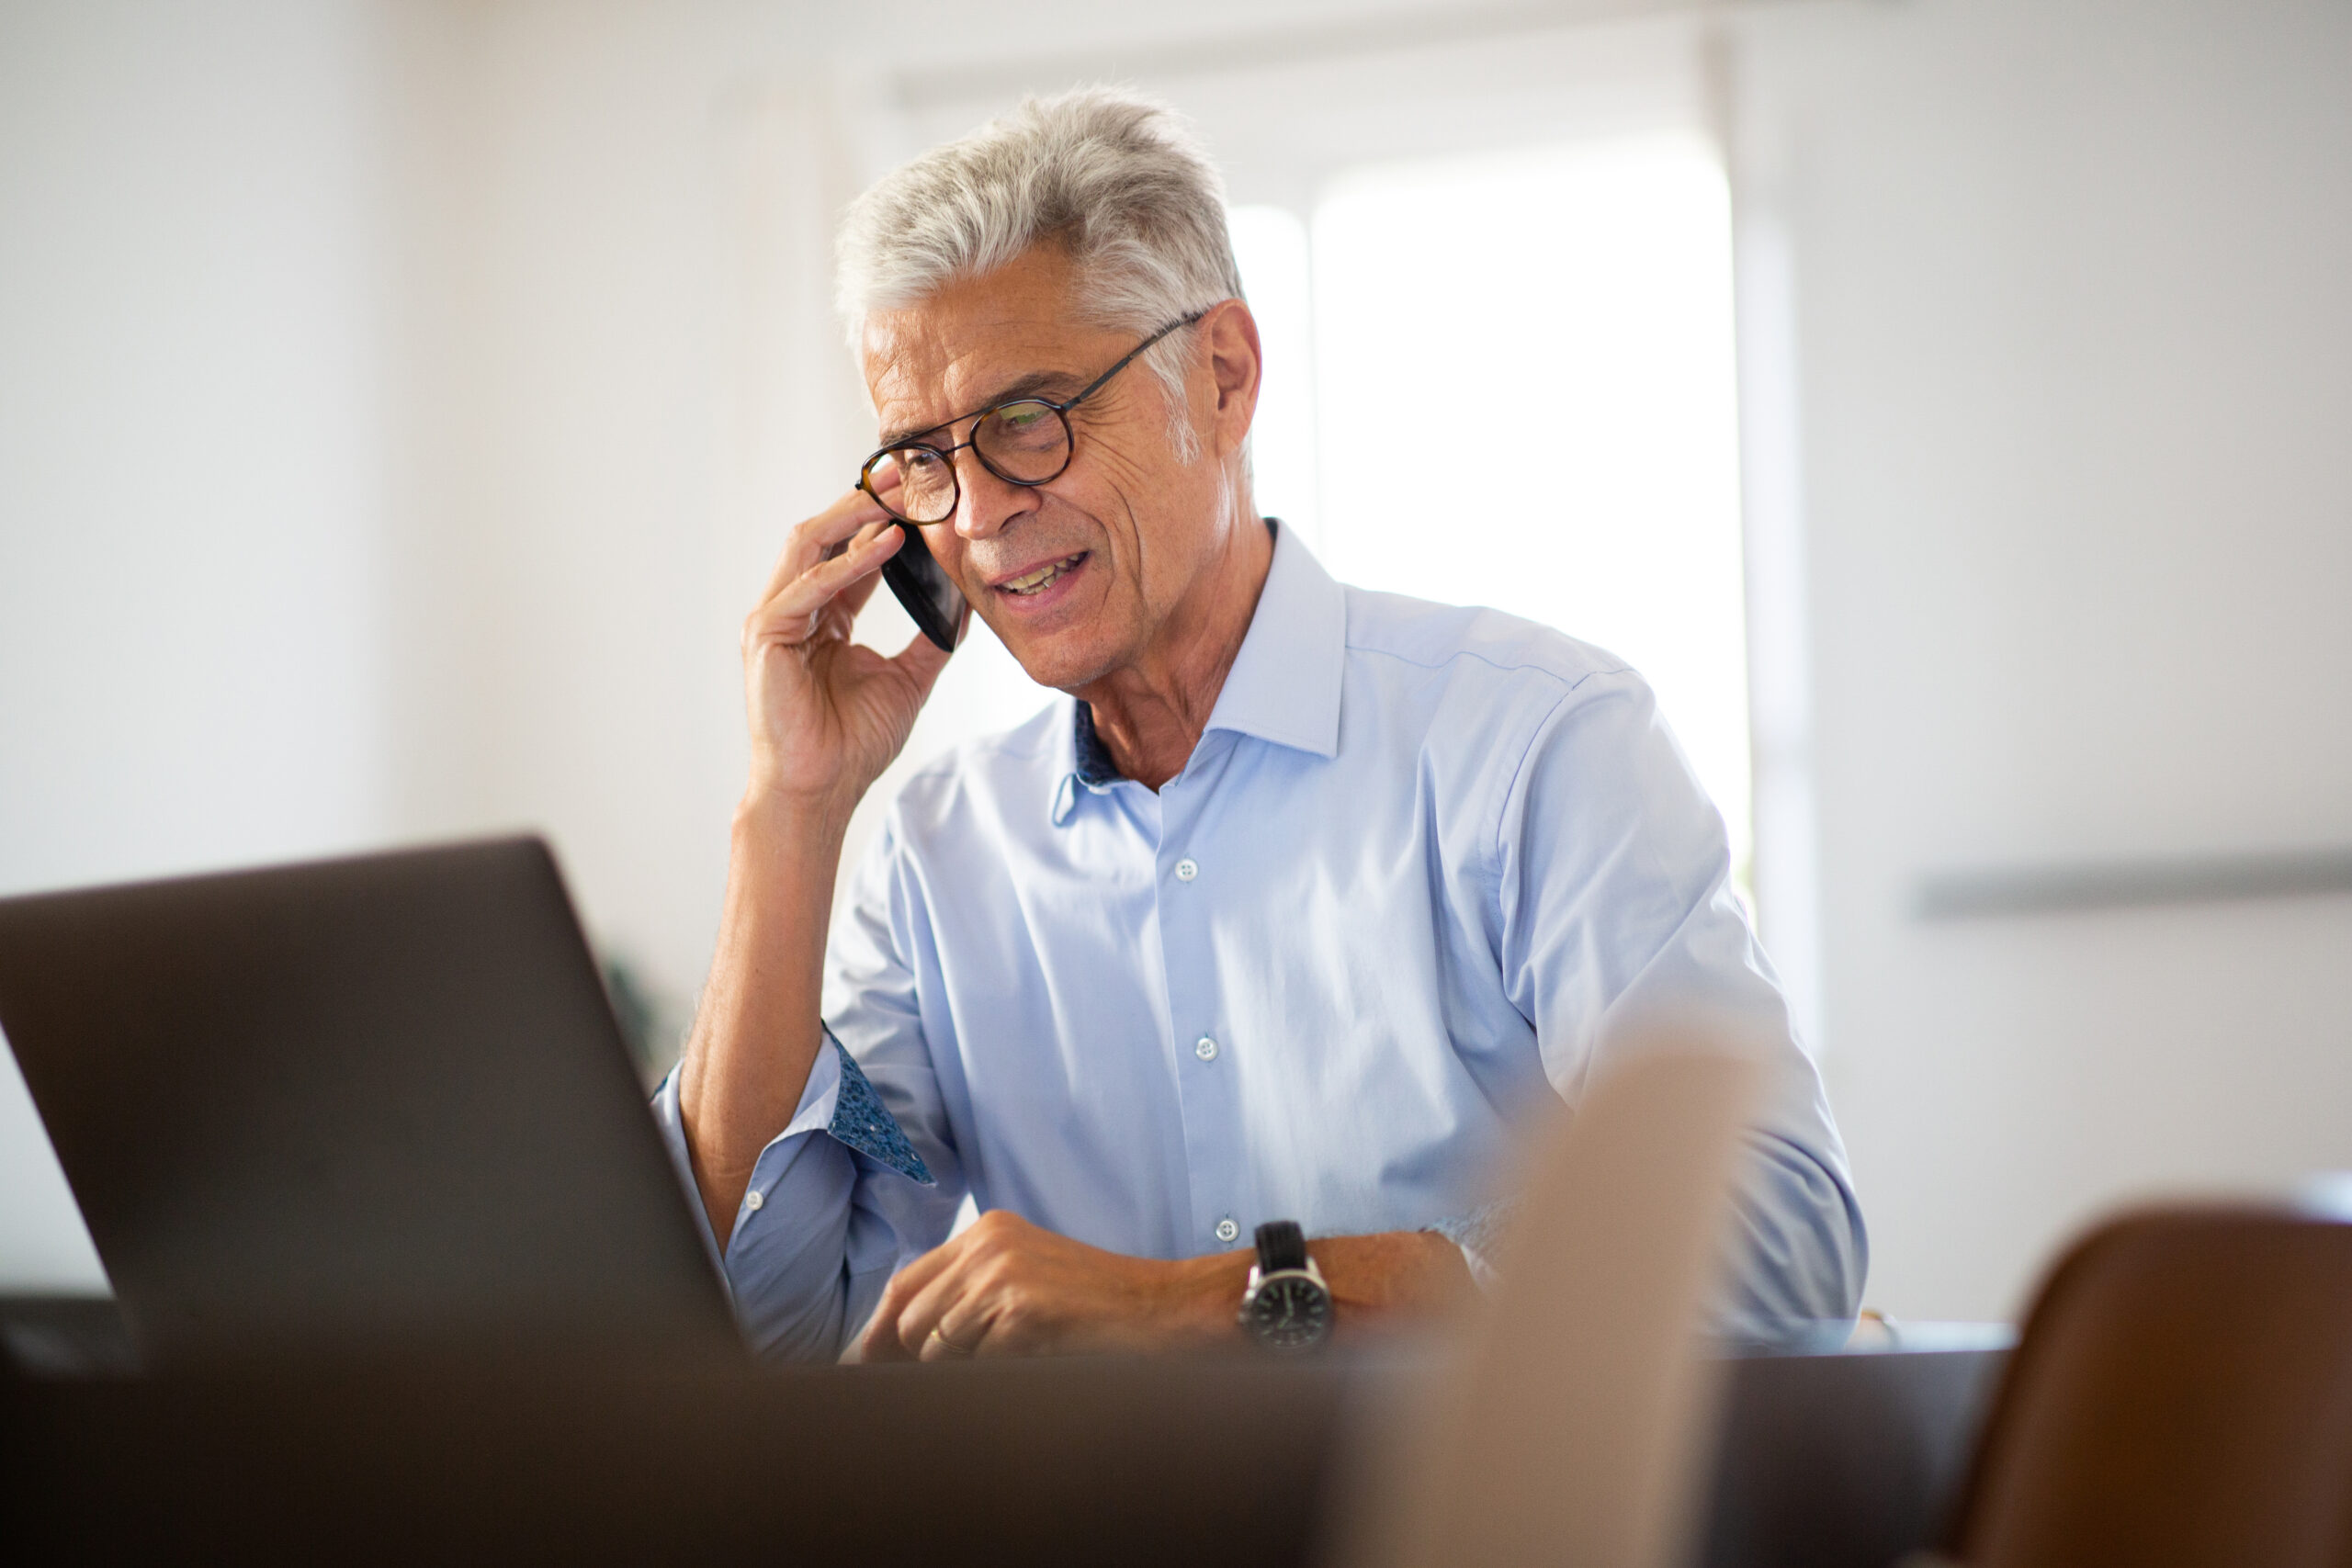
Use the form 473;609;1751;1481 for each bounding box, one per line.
861;245;1239;693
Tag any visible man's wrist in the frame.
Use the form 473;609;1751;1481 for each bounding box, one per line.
1158;1249;1257;1347
734;777;860;851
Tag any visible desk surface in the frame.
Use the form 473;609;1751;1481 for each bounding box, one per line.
2;1297;2007;1568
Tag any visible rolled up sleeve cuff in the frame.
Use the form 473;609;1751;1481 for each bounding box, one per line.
650;1038;849;1287
650;1032;939;1360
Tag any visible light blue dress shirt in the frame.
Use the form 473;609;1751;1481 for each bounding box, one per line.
655;524;1865;1359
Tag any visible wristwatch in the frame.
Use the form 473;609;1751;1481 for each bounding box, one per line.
1238;1220;1333;1350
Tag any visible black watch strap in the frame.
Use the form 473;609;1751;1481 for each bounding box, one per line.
1254;1220;1308;1273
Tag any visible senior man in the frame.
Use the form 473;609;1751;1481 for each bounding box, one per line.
658;88;1865;1361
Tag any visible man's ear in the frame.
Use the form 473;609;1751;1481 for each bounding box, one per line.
1202;299;1262;458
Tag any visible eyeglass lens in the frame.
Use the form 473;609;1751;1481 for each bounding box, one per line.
874;400;1069;524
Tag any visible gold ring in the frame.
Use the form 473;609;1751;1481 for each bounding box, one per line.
927;1325;975;1357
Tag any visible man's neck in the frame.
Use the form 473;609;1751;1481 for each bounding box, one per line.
1075;505;1275;792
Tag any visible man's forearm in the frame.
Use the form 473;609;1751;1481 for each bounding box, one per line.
861;1218;1477;1360
1317;1230;1481;1324
1206;1230;1476;1337
676;793;851;1247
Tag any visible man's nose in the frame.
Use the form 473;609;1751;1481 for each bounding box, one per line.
951;448;1039;542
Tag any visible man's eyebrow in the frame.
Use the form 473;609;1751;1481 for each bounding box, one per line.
878;368;1083;447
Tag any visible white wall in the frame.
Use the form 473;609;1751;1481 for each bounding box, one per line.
0;0;396;896
375;0;755;1005
1737;0;2352;1317
0;0;398;1290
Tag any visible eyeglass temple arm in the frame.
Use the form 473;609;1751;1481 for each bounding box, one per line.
863;305;1215;483
1062;308;1212;412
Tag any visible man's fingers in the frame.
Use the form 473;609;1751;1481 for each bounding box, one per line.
861;1233;965;1359
928;1293;1003;1359
748;525;903;649
763;489;897;603
820;520;919;632
919;1288;1007;1361
836;553;888;620
888;621;956;698
893;1254;984;1361
857;1287;921;1361
916;1325;971;1362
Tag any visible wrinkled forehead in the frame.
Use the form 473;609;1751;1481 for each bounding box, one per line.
858;246;1124;445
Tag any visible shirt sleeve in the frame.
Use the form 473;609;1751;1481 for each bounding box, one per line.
649;816;968;1361
650;1029;948;1360
1427;1199;1521;1293
1491;668;1869;1338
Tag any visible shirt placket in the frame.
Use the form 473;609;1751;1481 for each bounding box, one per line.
1150;759;1246;1256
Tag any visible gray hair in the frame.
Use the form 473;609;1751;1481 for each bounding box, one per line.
836;86;1244;458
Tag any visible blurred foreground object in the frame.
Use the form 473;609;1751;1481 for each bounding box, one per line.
1333;1045;1761;1568
1929;1207;2352;1568
2;1333;2014;1568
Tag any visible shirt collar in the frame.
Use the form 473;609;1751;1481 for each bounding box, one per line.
1053;520;1346;818
1071;701;1123;789
1198;519;1345;760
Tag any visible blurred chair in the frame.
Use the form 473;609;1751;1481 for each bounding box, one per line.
1331;1045;1763;1568
1928;1208;2352;1568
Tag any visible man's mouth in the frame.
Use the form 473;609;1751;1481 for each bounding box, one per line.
999;553;1086;596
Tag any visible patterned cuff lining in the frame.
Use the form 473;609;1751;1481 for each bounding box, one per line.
823;1032;935;1187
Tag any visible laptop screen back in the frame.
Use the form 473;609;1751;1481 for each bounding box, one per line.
0;838;739;1369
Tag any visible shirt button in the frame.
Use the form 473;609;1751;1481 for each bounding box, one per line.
742;1190;764;1213
1215;1217;1239;1244
1194;1035;1219;1062
1173;858;1198;882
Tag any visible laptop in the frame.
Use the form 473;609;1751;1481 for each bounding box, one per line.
0;838;741;1370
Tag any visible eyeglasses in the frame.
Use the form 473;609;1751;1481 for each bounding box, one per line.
857;310;1207;526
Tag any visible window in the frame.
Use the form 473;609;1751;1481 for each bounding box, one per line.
1233;131;1752;876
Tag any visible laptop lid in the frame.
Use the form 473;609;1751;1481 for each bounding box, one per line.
0;837;740;1369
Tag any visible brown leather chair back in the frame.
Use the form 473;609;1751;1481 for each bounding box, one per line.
1947;1208;2352;1568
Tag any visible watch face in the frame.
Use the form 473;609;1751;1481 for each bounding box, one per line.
1245;1272;1332;1349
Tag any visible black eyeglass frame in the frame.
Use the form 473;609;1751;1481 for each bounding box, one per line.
856;309;1210;525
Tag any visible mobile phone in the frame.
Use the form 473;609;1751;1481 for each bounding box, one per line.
880;522;965;652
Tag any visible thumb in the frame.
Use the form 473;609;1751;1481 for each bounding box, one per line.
890;623;955;704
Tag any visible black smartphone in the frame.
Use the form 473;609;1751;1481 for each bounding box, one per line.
880;522;965;652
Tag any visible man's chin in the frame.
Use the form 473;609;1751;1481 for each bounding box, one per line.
989;616;1122;696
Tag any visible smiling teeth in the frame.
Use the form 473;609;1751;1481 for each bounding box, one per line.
1004;555;1081;595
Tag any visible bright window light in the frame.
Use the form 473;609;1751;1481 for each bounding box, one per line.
1227;205;1320;544
1239;135;1753;875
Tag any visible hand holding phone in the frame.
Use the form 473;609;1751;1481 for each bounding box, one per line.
741;482;956;815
